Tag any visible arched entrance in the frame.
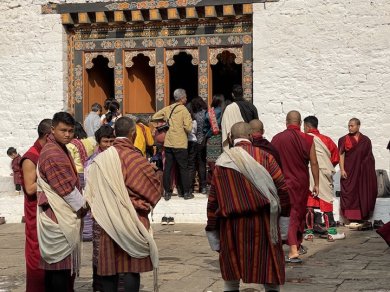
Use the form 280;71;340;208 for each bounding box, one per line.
167;51;199;103
84;53;115;117
211;49;243;101
124;51;156;114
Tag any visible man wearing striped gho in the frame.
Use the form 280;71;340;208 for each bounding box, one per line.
37;112;88;292
206;122;290;292
84;117;163;292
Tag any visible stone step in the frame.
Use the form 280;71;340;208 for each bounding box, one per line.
150;193;208;224
1;190;389;224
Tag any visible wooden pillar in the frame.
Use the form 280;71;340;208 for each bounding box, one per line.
242;44;253;102
198;46;209;103
74;50;83;122
114;49;124;111
155;47;165;110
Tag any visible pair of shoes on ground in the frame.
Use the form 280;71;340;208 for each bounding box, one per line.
184;192;194;200
374;220;385;229
299;245;308;255
346;221;373;231
285;245;306;264
285;256;303;264
161;216;175;225
167;190;194;200
178;189;194;200
0;217;5;225
164;191;172;201
327;232;346;241
313;223;328;235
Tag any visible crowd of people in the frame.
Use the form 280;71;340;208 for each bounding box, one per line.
5;85;390;292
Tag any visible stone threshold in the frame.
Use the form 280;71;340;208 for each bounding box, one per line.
0;191;389;224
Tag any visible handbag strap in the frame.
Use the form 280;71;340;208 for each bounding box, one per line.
167;104;180;124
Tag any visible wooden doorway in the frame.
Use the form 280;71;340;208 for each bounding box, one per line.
211;49;243;101
124;53;156;114
84;55;114;118
168;52;198;103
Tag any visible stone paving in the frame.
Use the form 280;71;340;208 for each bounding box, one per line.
0;223;389;292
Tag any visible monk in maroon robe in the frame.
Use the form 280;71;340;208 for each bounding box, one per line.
271;111;319;262
249;119;282;168
20;119;52;292
339;118;377;223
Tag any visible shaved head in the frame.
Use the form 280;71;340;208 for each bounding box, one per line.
249;119;264;134
231;122;252;141
349;118;361;126
286;110;302;126
348;117;361;135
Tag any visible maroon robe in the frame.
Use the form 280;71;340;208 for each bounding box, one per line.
338;133;377;220
271;125;313;246
252;133;283;168
20;140;45;292
377;221;390;246
12;155;22;185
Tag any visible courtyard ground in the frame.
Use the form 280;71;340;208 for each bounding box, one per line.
0;223;389;292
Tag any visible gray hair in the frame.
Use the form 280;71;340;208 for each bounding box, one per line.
91;103;102;112
173;88;186;101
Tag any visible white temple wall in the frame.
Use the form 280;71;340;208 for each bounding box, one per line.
253;0;390;171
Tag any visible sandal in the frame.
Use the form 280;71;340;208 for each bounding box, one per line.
356;221;373;231
299;245;308;255
285;256;303;264
345;222;362;229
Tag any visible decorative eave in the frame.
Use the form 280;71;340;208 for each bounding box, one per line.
42;0;277;26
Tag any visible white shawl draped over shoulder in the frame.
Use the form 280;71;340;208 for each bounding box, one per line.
216;147;281;244
309;134;336;203
221;103;244;151
36;171;81;272
84;146;159;267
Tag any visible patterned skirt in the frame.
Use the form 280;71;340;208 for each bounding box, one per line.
206;133;222;163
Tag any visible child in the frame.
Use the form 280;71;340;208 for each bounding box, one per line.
7;147;22;194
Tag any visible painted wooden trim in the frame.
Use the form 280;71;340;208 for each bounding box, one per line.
52;0;278;14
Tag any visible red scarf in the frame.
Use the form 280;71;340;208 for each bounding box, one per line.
344;134;360;151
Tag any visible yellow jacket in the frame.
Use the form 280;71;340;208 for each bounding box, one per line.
67;137;96;173
134;124;154;156
152;103;192;149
